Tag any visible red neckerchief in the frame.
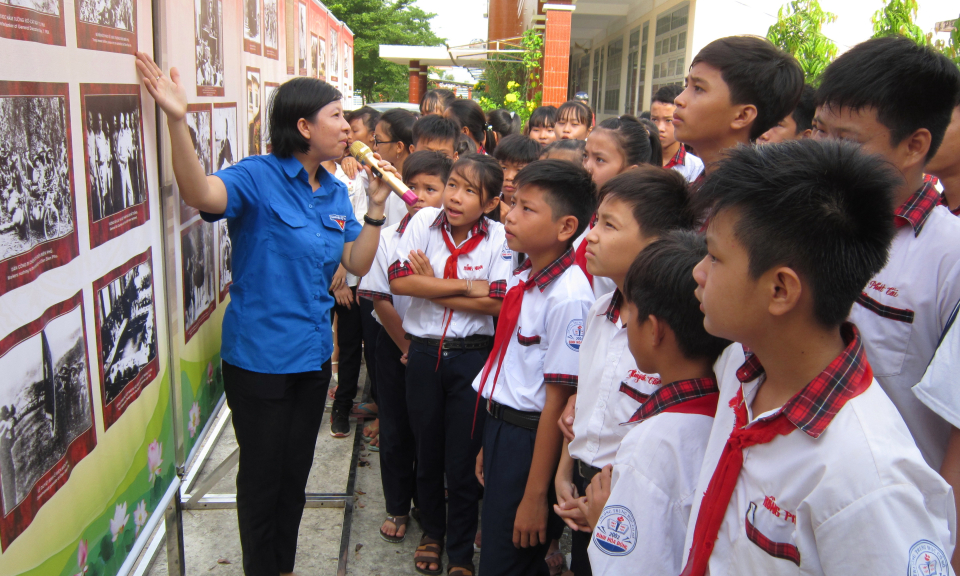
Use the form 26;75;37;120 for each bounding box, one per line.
434;218;487;368
573;213;598;287
681;325;873;576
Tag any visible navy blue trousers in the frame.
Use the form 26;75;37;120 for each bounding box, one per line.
405;341;488;566
333;289;381;413
375;329;417;515
571;463;593;576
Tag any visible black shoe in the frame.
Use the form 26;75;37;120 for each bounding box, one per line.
330;409;351;437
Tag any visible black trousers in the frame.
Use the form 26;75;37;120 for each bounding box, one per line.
479;416;563;576
222;360;331;576
333;287;381;413
375;329;417;515
406;341;488;566
570;462;593;576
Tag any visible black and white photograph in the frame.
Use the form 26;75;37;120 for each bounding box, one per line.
77;0;133;32
262;83;277;154
181;220;216;343
0;0;65;45
0;293;95;550
318;37;326;79
82;93;146;223
297;1;307;74
263;0;278;59
74;0;137;53
195;0;224;97
246;68;261;157
218;219;231;301
93;249;158;428
242;0;260;54
186;104;212;174
310;33;319;78
4;0;59;16
329;26;339;78
344;43;350;78
213;102;237;171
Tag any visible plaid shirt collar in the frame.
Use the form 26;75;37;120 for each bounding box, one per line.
663;145;686;170
396;213;412;234
736;323;871;438
603;289;623;323
512;248;576;292
895;182;940;236
430;209;489;237
626;376;719;424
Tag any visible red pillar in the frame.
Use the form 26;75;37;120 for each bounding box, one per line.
420;65;428;100
542;5;574;107
409;60;421;104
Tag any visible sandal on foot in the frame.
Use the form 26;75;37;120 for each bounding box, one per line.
447;565;474;576
351;402;378;419
414;534;443;575
379;515;409;544
545;550;565;576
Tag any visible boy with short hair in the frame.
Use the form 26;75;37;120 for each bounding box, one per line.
923;103;960;215
555;167;694;576
813;36;960;473
757;84;815;144
493;134;542;220
682;139;954;575
473;159;597;576
412;114;461;159
651;84;704;181
358;150;453;544
577;230;730;575
673;36;803;176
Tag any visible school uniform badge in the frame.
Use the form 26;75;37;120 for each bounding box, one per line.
565;319;584;351
593;505;637;556
329;214;347;230
908;540;949;576
501;239;512;261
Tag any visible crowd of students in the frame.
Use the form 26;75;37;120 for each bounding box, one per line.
323;33;960;576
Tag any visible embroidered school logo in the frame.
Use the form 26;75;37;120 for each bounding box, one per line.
329;214;347;230
565;319;584;351
501;240;512;261
908;540;949;576
593;505;637;556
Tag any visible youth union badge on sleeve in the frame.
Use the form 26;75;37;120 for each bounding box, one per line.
565;319;584;351
909;539;949;576
329;214;347;230
593;505;637;556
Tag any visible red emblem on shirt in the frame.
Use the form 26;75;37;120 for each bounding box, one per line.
329;214;346;230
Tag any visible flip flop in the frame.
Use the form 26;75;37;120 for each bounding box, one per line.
380;515;409;544
351;402;378;419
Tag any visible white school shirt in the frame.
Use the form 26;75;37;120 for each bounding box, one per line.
914;300;960;429
572;223;618;300
358;213;413;324
390;207;511;339
568;290;661;468
664;145;704;183
334;164;369;287
384;192;409;227
681;330;956;576
588;379;718;576
848;183;960;469
471;250;595;412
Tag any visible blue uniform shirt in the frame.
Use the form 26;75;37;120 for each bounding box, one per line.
203;154;362;374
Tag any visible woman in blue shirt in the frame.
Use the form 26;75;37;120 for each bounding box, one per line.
136;52;393;576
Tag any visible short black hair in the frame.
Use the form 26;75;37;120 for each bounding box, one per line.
527;106;557;130
639;118;664;164
595;115;660;166
446;99;497;154
402;150;454;185
790;84;816;134
413;114;460;147
457;133;477;155
268;77;342;157
691;36;804;141
624;230;731;361
652;84;684;106
345;106;381;134
557;100;594;128
378;108;417;150
420;89;457;115
514;159;597;240
487;109;522;138
599;166;694;237
815;35;960;161
639;111;651;120
493;134;542;164
541;139;586;164
697;139;898;327
450;153;503;221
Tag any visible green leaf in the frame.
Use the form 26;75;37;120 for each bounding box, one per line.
99;534;114;563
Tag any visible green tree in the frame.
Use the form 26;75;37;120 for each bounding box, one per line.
872;0;927;45
327;0;445;102
476;30;544;124
766;0;837;86
932;18;960;65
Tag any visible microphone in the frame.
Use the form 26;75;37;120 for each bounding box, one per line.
348;141;418;206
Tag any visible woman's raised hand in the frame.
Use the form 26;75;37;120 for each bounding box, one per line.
364;153;398;208
135;51;187;122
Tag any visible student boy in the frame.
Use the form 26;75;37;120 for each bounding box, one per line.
493;134;542;220
651;84;704;181
672;36;803;176
358;150;453;544
577;230;730;576
757;84;815;144
923;102;959;215
813;36;960;472
473;159;597;576
682;139;954;575
412;114;461;159
555;167;694;576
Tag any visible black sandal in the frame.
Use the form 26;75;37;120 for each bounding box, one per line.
414;534;443;575
379;514;409;544
447;565;474;576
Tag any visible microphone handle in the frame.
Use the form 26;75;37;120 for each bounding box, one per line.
366;159;418;207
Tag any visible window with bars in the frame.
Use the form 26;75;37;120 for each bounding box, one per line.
604;38;623;114
592;47;605;108
651;4;687;100
626;28;640;115
570;52;590;98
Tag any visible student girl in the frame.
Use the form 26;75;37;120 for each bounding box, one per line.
541;139;586;165
375;108;417;225
445;99;497;155
526;105;558;146
487;108;522;144
389;153;511;576
420;88;457;116
554;100;594;140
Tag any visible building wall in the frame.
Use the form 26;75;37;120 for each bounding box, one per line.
488;0;524;41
